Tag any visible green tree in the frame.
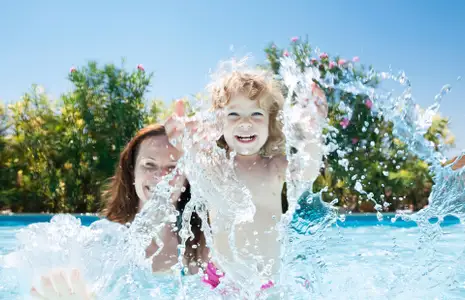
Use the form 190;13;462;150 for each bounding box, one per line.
145;99;167;124
0;103;13;210
2;61;155;213
264;37;454;212
6;86;64;212
60;61;153;211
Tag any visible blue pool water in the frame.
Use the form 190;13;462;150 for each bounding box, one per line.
1;214;464;299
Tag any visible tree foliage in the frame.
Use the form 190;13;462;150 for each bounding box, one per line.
0;43;455;213
1;62;154;212
264;37;454;212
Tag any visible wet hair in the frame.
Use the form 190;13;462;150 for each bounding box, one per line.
211;71;285;157
101;124;206;268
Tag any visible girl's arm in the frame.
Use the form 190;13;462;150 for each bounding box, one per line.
288;84;328;183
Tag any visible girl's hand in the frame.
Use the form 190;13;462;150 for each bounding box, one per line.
311;83;328;119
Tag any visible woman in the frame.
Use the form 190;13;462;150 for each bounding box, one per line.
31;124;208;299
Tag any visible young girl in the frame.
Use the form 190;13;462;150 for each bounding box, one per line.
168;70;327;291
30;124;209;299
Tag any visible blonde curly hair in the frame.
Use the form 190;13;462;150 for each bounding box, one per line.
210;70;285;157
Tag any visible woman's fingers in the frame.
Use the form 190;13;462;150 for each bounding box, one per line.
70;269;91;299
174;99;185;117
51;270;71;296
165;116;181;136
40;276;59;299
30;269;94;300
30;287;46;299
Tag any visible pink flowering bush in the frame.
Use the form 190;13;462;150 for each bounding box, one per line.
263;36;452;212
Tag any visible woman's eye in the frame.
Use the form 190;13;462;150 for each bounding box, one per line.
252;112;263;117
228;112;239;117
144;162;158;169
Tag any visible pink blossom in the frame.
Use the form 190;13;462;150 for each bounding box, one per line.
365;98;373;109
319;53;328;59
351;137;359;144
283;50;289;57
338;59;346;65
340;117;350;129
291;36;299;42
352;56;360;62
137;64;145;71
271;44;276;49
310;58;317;64
329;61;336;69
70;66;76;73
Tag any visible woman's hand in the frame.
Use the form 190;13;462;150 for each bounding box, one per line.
30;269;94;300
164;100;188;145
164;100;220;153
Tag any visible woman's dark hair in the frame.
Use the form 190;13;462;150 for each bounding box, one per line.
175;182;207;267
101;124;206;268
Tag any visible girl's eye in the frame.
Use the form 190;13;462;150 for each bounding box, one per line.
252;112;264;117
228;112;239;117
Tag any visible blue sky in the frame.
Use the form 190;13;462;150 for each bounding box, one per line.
1;0;464;156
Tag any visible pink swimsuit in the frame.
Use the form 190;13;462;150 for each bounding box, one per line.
202;262;274;292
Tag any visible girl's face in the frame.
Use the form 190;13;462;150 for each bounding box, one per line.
133;135;183;209
223;95;269;156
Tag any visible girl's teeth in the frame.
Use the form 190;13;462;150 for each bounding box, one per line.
238;136;254;141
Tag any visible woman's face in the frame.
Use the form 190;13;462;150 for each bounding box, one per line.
133;135;183;209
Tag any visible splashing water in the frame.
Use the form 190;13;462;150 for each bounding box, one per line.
1;50;464;299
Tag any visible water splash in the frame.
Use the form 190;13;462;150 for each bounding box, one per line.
1;49;465;299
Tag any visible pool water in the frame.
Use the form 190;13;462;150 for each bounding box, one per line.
1;214;464;299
